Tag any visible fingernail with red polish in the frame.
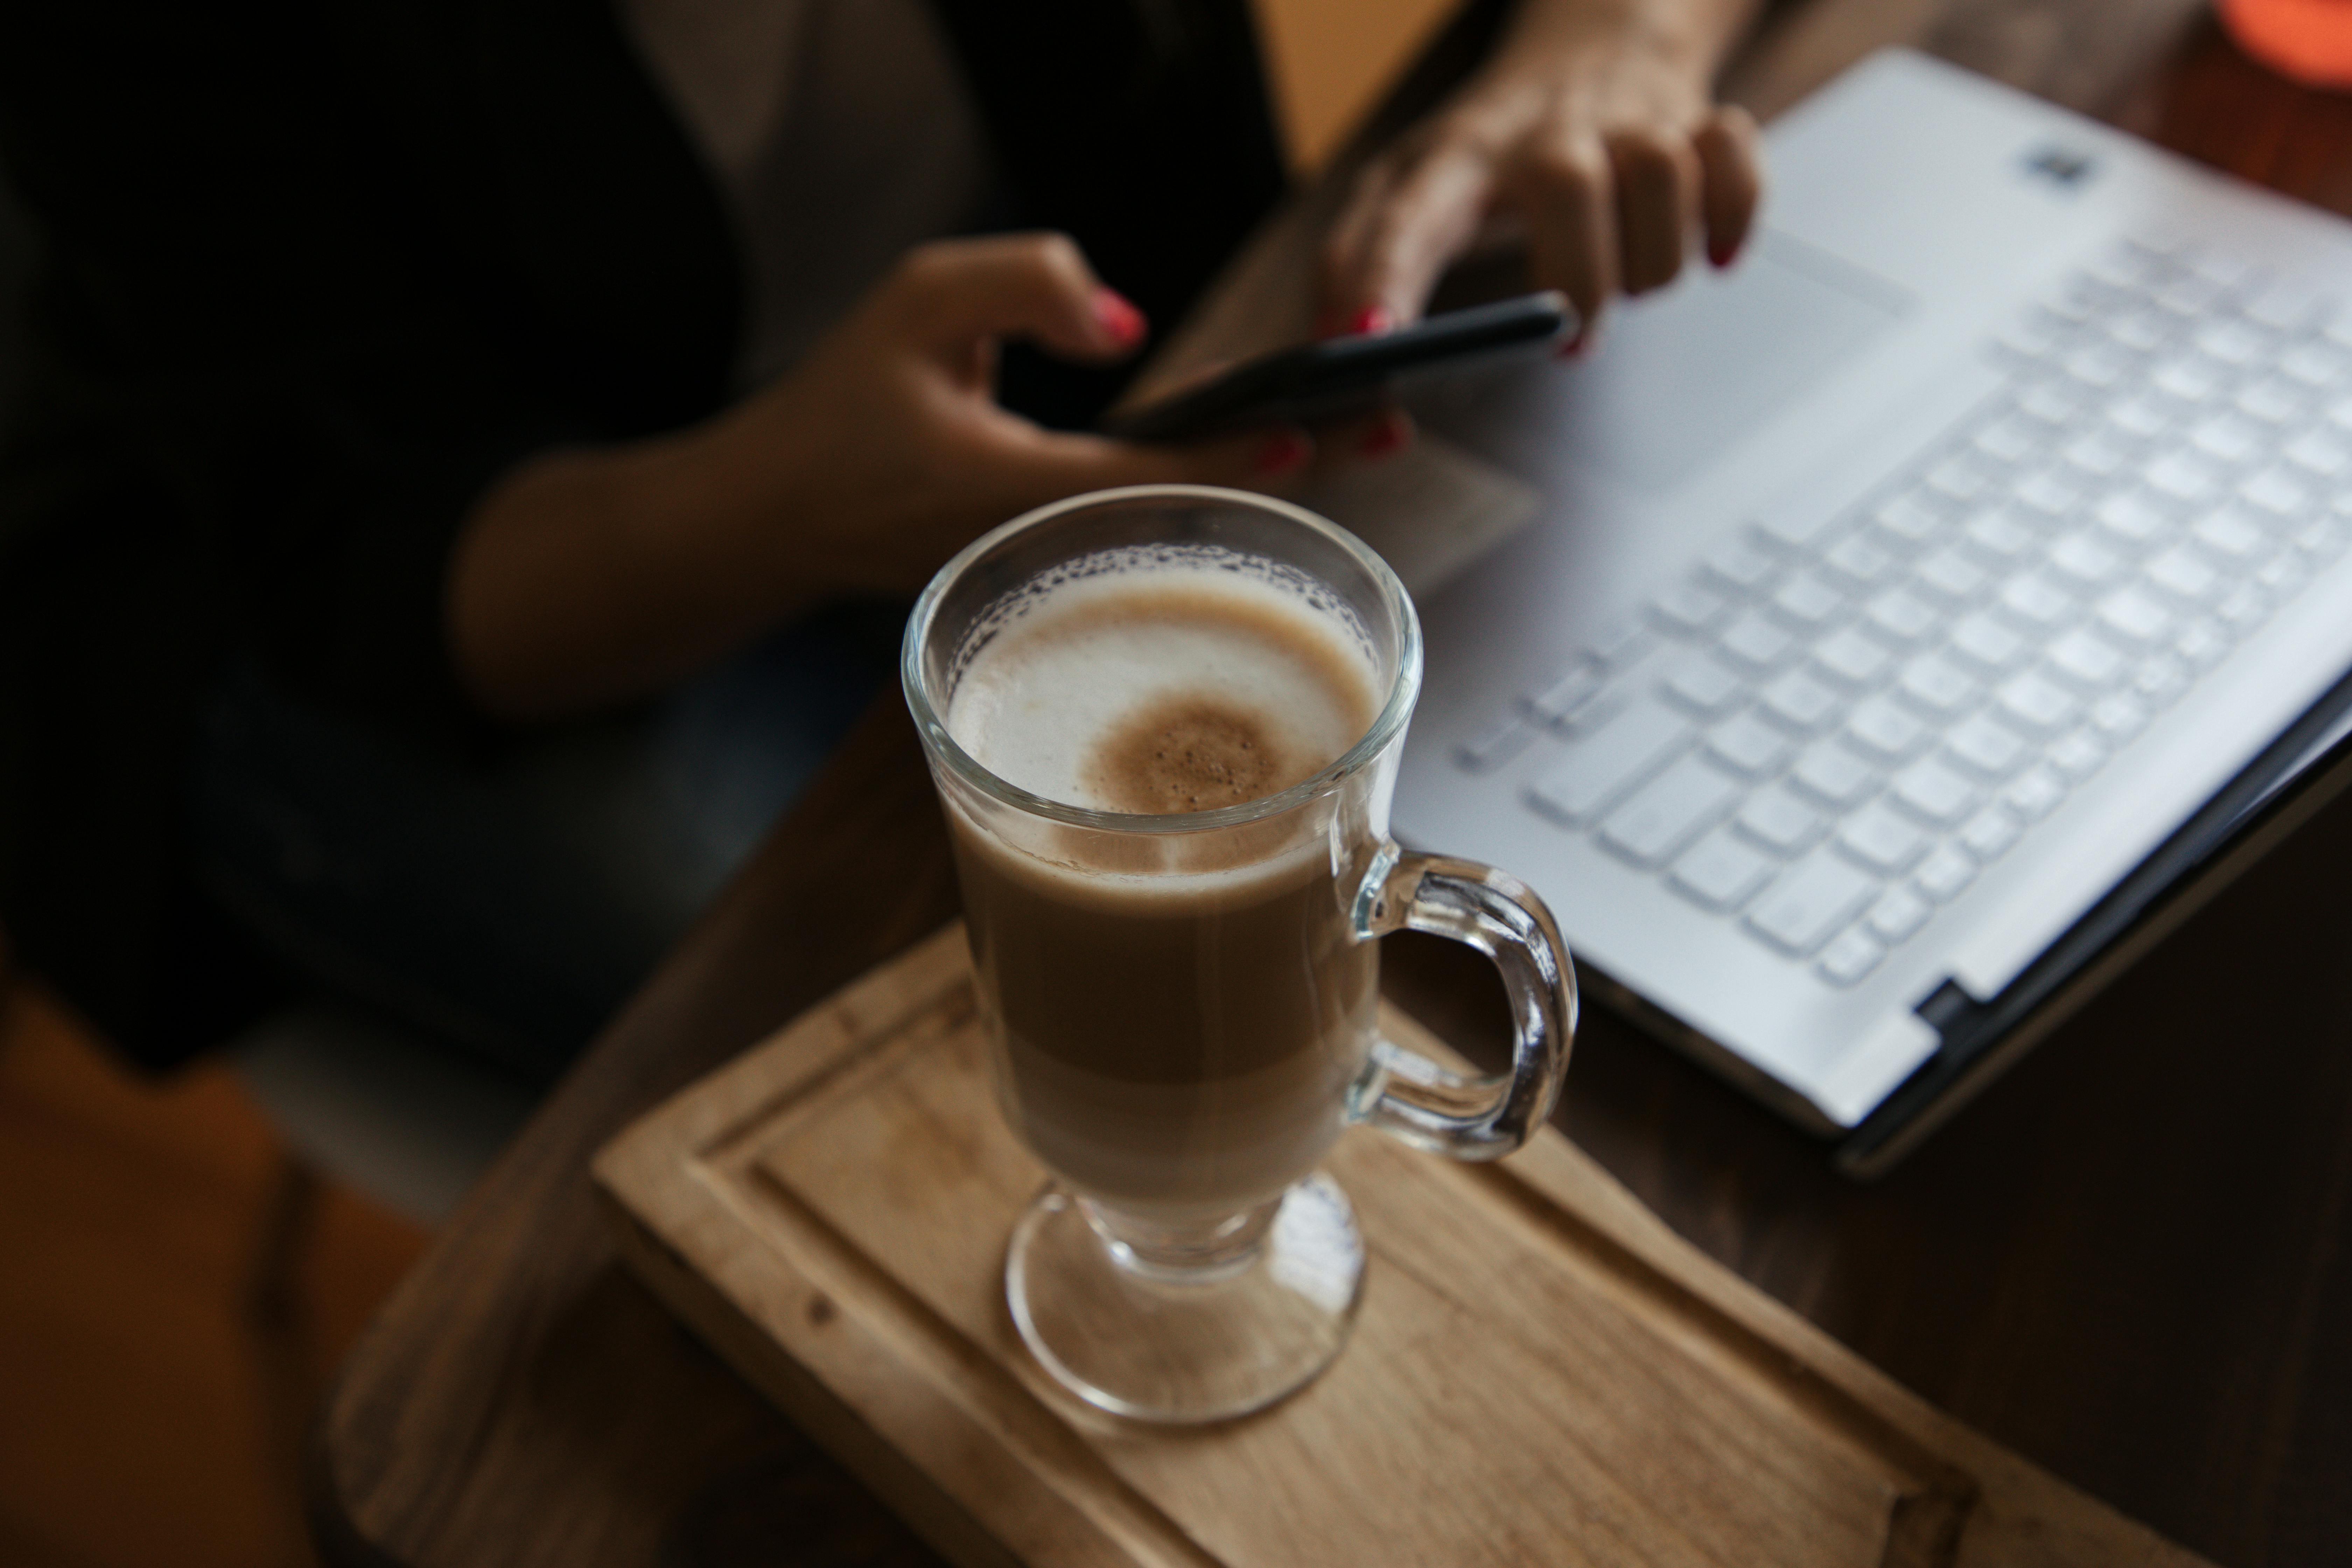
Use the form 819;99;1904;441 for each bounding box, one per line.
1092;287;1147;348
1350;304;1394;337
1255;429;1310;474
1360;412;1410;458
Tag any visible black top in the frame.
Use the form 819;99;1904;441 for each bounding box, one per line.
0;0;1284;1062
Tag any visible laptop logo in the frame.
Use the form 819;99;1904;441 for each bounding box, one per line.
2023;144;2099;188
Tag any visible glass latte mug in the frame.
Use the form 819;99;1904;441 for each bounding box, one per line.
903;486;1576;1422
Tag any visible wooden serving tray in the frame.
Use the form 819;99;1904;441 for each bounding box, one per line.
593;926;2207;1568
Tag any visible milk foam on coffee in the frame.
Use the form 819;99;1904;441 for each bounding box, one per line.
945;565;1379;816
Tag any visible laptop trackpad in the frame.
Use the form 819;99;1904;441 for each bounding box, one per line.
1526;232;1910;493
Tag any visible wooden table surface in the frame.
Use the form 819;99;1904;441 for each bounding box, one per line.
312;7;2352;1567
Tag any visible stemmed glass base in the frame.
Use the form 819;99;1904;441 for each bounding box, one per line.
1004;1174;1367;1423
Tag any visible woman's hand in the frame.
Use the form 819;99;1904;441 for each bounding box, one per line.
1320;0;1763;344
717;233;1323;602
450;233;1328;720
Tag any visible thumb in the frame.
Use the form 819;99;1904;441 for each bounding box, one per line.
890;232;1149;363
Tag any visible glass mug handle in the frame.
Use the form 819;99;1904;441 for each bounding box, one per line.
1348;842;1578;1159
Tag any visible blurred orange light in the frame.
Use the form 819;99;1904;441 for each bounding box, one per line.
2221;0;2352;88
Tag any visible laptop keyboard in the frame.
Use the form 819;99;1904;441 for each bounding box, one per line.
1455;235;2352;989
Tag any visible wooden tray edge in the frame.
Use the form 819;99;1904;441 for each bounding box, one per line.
597;924;2214;1568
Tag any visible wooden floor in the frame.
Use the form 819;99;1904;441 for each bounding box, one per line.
0;974;427;1568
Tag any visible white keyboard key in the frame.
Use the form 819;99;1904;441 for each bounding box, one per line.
1995;671;2079;736
2003;765;2066;821
1948;612;2029;674
2096;584;2175;646
2244;279;2324;330
2013;381;2088;423
1961;508;2039;565
1816;929;1887;987
1959;806;2024;863
1896;654;1981;718
2045;627;2128;690
1598;754;1743;867
1912;548;1991;607
1891;757;1980;826
1997;572;2079;632
1744;851;1879;957
2196;318;2270;366
2049;728;2109;782
2284;429;2349;477
1864;588;1941;646
2106;391;2174;438
1525;699;1693;825
1456;714;1539;773
2258;552;2308;598
2093;490;2172;548
1791;741;1879;809
2235;377;2306;425
2146;544;2221;604
1945;713;2029;778
2012;470;2084;520
1760;670;1843;733
2153;355;2226;403
1811;626;1892;688
1584;618;1656;668
1973;416;2042;464
1866;887;1933;944
2190;508;2269;560
2176;616;2231;671
2296;516;2351;563
2216;583;2270;631
1527;660;1606;725
1754;500;1845;555
1839;802;1930;874
1652;581;1730;636
2045;532;2124;589
1845;697;1932;765
1668;828;1773;912
1870;493;1948;550
1926;456;1992;503
1737;785;1827;856
1770;573;1847;629
2240;467;2313;520
2064;430;2133;478
2133;653;2189;709
1661;654;1748;719
2190;413;2265;465
1913;846;1978;903
2063;345;2130;391
1718;610;1799;673
2148;450;2224;503
2281;340;2348;387
1821;532;1898;590
1701;535;1782;594
2090;691;2149;742
1706;711;1794;778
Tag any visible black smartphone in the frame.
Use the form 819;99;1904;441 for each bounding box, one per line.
1101;292;1574;442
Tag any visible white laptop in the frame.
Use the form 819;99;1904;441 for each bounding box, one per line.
1352;50;2352;1174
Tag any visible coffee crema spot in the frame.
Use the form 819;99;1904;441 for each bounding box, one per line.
1090;695;1301;813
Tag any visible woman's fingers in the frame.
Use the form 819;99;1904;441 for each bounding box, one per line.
1511;132;1619;340
891;232;1148;363
1607;127;1702;295
1321;134;1496;330
1694;106;1764;268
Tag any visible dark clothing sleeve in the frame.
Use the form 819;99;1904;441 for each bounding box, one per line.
0;0;1286;1065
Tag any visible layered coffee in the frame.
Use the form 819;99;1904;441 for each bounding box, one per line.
944;561;1385;1223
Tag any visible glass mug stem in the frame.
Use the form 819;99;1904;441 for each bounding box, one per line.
1347;842;1579;1159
